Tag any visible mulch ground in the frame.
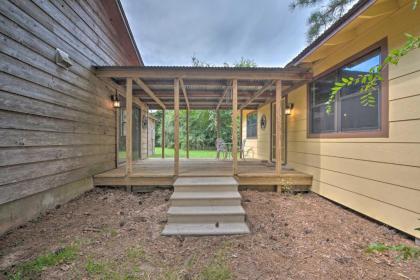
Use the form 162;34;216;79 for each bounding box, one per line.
0;188;419;280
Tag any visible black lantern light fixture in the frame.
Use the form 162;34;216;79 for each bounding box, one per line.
111;90;120;108
285;103;294;116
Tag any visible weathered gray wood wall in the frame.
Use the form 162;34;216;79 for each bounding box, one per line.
0;0;141;205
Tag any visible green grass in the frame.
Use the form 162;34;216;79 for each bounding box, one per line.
151;147;218;159
200;246;232;280
85;258;107;276
126;246;146;261
366;242;420;260
8;245;78;279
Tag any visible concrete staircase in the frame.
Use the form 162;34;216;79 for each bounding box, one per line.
162;177;250;236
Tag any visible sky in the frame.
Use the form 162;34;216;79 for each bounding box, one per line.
120;0;313;67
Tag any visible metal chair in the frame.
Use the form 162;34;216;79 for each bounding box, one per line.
215;138;228;159
239;139;252;159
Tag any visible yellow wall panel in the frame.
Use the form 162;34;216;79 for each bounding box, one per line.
286;1;420;237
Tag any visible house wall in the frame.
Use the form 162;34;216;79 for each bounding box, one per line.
0;0;140;235
287;3;420;238
241;104;271;160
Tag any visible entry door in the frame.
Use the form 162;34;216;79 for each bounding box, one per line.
271;99;286;164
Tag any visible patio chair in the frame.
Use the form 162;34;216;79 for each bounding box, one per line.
215;138;228;159
239;139;252;159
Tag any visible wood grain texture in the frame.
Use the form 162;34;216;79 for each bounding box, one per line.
0;0;141;205
232;80;238;175
174;78;180;175
275;80;282;175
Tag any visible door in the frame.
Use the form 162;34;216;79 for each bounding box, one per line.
270;99;287;164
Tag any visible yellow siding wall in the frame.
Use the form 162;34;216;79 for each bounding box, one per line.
287;3;420;238
241;104;271;160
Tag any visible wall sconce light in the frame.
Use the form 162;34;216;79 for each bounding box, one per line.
285;103;294;115
55;48;72;69
111;91;120;108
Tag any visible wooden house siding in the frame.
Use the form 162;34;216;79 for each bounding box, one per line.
287;3;420;238
241;105;272;161
0;0;140;219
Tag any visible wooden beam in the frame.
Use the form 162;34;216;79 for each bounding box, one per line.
232;79;238;175
216;86;230;110
186;109;189;159
126;78;133;176
174;78;180;176
239;81;274;110
161;109;165;159
179;79;190;110
96;66;312;81
133;78;166;109
275;80;282;176
216;110;221;139
115;107;120;167
239;109;243;159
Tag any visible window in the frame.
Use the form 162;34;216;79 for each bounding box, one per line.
309;46;386;137
246;111;257;138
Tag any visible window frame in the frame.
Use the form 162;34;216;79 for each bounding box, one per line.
307;38;389;139
246;111;258;139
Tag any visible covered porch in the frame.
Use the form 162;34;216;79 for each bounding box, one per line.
94;65;312;188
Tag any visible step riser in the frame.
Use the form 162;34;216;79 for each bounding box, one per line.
162;223;250;236
168;214;245;224
171;199;241;207
175;186;237;192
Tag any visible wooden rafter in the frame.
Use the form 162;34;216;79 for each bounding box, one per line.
179;79;190;110
216;86;231;110
239;80;275;110
134;78;166;109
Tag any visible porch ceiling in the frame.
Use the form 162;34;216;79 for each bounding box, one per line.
95;66;312;110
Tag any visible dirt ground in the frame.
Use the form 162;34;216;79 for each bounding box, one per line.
0;188;419;280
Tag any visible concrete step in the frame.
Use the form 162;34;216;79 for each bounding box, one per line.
162;176;249;236
174;177;238;192
162;222;250;236
174;177;238;186
167;206;245;223
170;191;242;206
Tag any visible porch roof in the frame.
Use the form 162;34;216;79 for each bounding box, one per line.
95;65;312;110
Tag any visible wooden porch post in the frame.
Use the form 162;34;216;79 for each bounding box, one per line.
161;109;165;158
239;109;243;159
174;78;180;175
232;79;238;175
275;80;282;176
216;110;221;159
186;109;189;159
126;78;133;175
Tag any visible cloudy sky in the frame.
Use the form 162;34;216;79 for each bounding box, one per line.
120;0;313;67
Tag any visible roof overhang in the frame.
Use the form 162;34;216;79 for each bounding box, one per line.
95;66;312;110
287;0;375;67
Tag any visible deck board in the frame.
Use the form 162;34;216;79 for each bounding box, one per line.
93;159;312;186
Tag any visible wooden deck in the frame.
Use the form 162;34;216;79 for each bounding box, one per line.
93;159;312;187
